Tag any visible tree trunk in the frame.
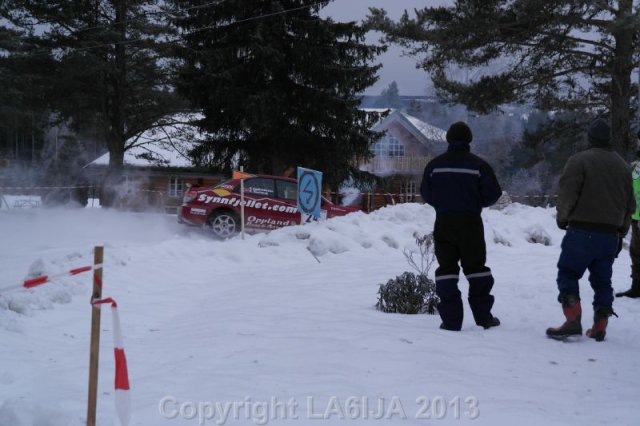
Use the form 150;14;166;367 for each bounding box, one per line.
102;0;128;207
610;0;634;158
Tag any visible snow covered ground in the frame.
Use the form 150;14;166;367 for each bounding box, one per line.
1;203;639;426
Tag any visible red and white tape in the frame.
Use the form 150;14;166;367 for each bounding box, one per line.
0;185;94;190
91;297;131;426
0;264;100;295
505;194;558;199
325;191;559;199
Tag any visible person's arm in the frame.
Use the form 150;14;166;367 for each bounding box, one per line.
619;175;635;236
420;163;433;206
556;156;583;229
479;162;502;207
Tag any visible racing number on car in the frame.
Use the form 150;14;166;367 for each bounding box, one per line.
297;167;322;217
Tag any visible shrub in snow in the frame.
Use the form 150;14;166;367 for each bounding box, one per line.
376;233;439;315
491;191;512;210
525;226;552;246
493;230;512;247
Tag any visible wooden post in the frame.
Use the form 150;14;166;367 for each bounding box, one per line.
87;246;104;426
240;166;245;240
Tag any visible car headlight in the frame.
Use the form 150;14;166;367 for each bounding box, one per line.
182;190;198;204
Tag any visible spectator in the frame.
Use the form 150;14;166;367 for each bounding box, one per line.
547;118;635;341
420;121;502;331
616;129;640;298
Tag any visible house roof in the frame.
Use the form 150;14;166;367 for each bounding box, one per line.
86;113;206;169
364;109;446;146
86;110;446;171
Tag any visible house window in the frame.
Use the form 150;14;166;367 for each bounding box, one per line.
371;135;405;157
408;180;416;197
121;175;136;193
168;176;184;197
372;140;386;156
387;136;404;157
398;179;418;203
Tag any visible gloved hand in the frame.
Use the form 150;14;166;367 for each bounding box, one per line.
556;220;568;230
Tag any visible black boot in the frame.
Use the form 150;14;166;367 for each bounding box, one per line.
615;283;640;298
586;307;617;342
482;316;500;329
546;294;582;338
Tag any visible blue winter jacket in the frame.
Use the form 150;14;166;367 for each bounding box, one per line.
420;142;502;214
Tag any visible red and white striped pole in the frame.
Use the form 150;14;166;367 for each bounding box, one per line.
91;297;131;426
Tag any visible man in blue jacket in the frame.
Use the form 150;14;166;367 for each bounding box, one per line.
420;122;503;331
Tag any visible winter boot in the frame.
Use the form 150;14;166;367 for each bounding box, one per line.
546;294;582;338
586;307;617;342
482;316;501;329
615;282;640;298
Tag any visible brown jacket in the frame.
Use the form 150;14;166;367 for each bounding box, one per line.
557;147;635;235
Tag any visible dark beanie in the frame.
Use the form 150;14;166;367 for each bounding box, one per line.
446;121;473;144
588;118;611;147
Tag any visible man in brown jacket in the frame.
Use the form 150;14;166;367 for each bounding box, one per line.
547;118;635;342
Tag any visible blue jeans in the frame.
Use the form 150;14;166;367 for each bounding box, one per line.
556;227;618;309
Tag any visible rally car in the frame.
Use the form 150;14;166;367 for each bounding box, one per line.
178;174;360;238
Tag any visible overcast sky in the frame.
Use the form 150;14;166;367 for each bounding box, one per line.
322;0;452;96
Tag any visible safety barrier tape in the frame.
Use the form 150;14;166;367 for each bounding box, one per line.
0;186;95;190
1;186;557;200
325;191;558;199
0;186;163;195
91;297;131;426
0;264;100;295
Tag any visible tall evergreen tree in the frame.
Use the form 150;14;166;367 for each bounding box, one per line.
0;26;51;164
0;0;183;204
380;81;402;108
171;0;385;189
376;81;403;109
368;0;640;156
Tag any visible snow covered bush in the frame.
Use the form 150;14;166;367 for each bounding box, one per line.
376;233;439;314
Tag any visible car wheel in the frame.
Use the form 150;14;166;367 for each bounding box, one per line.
206;210;239;239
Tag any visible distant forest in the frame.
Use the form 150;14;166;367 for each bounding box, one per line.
1;1;638;205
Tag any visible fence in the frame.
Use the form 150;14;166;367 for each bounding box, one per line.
1;184;558;214
0;185;166;211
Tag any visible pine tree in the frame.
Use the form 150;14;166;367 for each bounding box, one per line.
376;81;403;109
368;0;640;156
171;0;385;189
0;0;183;204
0;26;51;165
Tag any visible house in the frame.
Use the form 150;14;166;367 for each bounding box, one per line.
85;110;446;212
84;114;224;211
360;109;446;204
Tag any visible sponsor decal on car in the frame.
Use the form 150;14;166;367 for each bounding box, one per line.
247;216;295;227
196;194;297;214
213;188;232;197
190;208;207;216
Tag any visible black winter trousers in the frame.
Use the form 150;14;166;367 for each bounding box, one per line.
433;213;495;330
630;220;640;289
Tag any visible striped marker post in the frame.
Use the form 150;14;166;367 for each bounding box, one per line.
91;297;131;426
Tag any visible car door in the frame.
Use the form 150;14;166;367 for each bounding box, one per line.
274;179;303;225
241;177;283;230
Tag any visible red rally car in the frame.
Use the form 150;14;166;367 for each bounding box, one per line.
178;174;360;238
